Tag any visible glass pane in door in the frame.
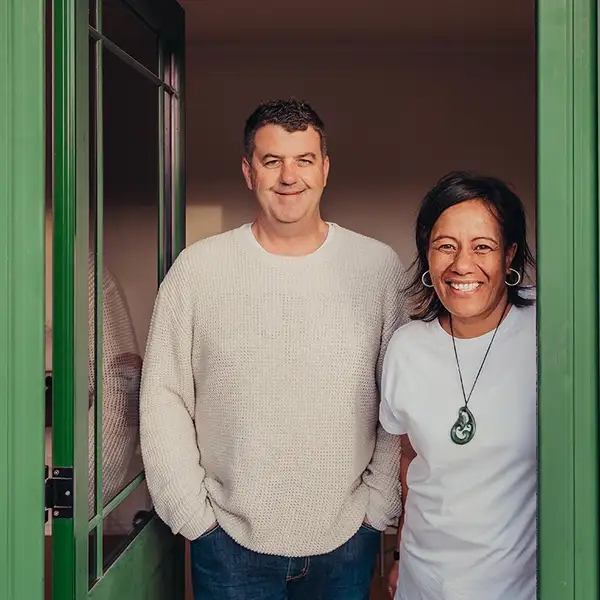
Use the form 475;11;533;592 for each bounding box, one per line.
101;0;158;73
89;0;97;26
98;44;159;569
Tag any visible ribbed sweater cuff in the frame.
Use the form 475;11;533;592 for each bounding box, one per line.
365;489;401;531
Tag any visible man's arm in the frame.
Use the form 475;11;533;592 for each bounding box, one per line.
139;253;215;540
363;250;410;529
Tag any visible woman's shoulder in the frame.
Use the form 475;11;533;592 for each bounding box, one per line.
512;300;537;329
388;318;436;353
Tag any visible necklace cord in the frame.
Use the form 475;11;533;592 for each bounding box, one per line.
449;302;509;408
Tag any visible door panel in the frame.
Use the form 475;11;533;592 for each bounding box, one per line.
0;2;46;600
52;1;92;598
52;0;186;598
87;519;181;600
537;0;599;599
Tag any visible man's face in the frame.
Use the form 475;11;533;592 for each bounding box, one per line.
242;124;330;225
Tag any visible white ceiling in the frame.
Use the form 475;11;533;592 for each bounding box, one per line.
179;0;534;46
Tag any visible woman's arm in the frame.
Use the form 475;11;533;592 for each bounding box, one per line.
398;434;416;549
388;434;416;598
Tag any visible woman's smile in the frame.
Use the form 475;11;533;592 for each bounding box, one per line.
447;280;483;294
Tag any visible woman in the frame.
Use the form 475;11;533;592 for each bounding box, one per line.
380;171;536;600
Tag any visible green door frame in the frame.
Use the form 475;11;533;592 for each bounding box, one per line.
537;0;599;598
52;1;90;598
0;2;46;600
1;1;599;600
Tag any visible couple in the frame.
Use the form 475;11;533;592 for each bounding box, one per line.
139;99;537;600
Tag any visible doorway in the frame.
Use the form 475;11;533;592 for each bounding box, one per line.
178;1;536;598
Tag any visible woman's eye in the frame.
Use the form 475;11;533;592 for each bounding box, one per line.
474;244;492;252
439;244;455;251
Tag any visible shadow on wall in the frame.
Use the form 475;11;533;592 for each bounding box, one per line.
183;43;537;264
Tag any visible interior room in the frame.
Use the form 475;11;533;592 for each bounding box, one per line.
43;1;536;598
181;1;536;259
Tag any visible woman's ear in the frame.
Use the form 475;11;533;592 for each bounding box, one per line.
505;243;518;273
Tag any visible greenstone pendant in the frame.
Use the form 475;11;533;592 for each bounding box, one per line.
450;406;476;445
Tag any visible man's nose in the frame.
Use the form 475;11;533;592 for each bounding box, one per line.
280;162;298;185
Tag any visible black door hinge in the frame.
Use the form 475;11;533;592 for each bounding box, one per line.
45;465;74;520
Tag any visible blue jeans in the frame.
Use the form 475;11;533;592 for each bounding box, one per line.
190;523;380;600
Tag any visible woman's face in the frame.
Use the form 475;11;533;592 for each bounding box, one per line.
427;199;516;324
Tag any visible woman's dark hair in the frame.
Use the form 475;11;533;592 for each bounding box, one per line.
407;171;536;321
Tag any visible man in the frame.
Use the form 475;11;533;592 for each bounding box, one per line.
140;98;408;599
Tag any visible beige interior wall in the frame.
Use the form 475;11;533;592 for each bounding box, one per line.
185;42;537;268
45;42;536;354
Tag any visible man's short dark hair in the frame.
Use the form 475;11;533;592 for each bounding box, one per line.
243;98;327;160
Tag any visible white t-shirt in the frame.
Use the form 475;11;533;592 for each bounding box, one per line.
380;304;537;600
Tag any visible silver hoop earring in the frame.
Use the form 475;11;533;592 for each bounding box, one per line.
505;268;522;287
421;270;434;288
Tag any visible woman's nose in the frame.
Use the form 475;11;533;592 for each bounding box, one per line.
452;248;476;274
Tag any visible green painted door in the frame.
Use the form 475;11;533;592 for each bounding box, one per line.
0;3;46;600
50;0;186;599
537;0;599;598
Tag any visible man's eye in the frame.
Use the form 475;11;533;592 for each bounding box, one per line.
298;159;312;166
264;160;279;167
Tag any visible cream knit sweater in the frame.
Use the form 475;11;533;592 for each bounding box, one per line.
140;224;409;557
